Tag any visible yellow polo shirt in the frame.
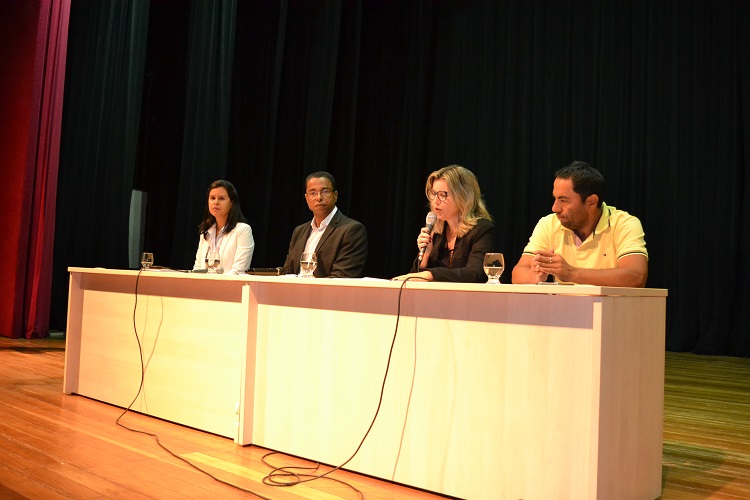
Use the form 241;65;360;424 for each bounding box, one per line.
522;203;648;270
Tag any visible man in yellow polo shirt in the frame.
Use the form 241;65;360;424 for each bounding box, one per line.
512;161;648;287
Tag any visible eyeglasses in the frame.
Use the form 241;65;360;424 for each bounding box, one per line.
305;188;334;199
427;190;449;202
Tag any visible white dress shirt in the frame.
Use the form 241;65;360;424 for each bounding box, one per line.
193;222;255;275
303;206;338;254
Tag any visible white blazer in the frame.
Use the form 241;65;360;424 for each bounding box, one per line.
193;222;254;275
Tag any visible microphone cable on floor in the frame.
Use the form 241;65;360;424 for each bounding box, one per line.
115;267;274;499
260;276;428;496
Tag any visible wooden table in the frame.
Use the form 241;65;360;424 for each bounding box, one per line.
65;268;667;499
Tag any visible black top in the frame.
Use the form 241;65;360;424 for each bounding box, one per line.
410;218;496;283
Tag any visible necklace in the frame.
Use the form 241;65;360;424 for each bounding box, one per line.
443;228;457;266
445;227;457;250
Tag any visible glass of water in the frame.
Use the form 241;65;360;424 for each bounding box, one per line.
483;252;504;284
141;252;154;269
299;252;317;278
206;251;220;274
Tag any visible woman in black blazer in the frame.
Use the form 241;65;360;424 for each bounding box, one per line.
394;165;495;283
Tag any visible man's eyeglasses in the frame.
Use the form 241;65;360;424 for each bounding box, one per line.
305;188;334;199
427;190;449;202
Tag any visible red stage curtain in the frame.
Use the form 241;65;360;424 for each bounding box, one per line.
0;0;70;338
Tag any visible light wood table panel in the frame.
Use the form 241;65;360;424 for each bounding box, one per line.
65;268;256;442
65;269;667;499
247;278;667;500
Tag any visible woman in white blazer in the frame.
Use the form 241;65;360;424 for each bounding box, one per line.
193;180;254;275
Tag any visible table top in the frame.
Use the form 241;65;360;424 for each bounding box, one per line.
69;267;668;297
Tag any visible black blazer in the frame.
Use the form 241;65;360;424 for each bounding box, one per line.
410;218;496;283
282;209;368;278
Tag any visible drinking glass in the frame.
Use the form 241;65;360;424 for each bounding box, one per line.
141;252;154;269
483;252;505;284
299;252;317;278
206;251;220;274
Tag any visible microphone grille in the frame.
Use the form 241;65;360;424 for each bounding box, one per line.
426;212;437;224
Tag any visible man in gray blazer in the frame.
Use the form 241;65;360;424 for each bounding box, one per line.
282;171;368;278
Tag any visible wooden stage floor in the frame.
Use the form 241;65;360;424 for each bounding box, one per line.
0;335;747;499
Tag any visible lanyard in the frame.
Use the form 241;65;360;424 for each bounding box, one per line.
206;226;225;260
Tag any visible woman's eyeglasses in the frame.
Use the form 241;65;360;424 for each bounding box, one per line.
427;190;449;202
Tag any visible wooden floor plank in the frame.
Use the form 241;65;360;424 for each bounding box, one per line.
0;461;77;500
0;336;448;499
1;337;749;499
662;352;750;500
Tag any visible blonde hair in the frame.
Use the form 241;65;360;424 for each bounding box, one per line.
424;165;492;237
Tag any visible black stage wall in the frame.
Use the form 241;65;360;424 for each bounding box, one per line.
51;0;750;356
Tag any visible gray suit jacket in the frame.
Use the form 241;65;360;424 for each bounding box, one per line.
282;209;368;278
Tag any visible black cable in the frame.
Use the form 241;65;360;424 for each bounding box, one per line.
116;268;273;500
119;272;426;498
261;451;363;498
261;277;427;495
115;268;146;421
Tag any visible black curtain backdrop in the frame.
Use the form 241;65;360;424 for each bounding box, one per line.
52;0;750;357
51;0;149;328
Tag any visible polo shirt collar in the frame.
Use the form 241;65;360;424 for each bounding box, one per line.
559;202;613;245
592;202;613;236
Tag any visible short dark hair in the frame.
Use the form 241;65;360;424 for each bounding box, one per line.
305;171;337;192
198;179;247;237
554;161;605;207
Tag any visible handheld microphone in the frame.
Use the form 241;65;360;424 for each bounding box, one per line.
418;212;438;263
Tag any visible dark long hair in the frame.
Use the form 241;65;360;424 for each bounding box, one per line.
198;180;247;237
